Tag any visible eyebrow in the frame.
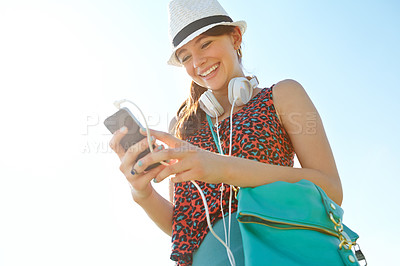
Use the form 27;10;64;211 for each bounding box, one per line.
176;36;208;59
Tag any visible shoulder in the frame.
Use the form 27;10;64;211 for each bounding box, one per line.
271;79;311;114
273;78;303;90
272;79;307;101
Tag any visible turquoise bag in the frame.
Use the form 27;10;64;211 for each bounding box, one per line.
205;115;365;265
236;180;363;266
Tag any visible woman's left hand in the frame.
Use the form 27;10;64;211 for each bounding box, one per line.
131;129;226;184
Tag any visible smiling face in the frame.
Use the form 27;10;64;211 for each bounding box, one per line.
175;26;244;93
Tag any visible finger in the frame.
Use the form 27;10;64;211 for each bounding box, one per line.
109;126;128;160
147;164;168;184
153;159;191;183
170;169;197;183
140;128;189;149
141;144;166;170
120;136;156;173
132;147;188;174
130;144;167;175
154;144;165;152
128;163;167;186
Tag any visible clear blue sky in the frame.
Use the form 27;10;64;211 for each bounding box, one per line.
0;0;398;265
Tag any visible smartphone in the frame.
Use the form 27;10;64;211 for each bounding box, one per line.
104;107;160;171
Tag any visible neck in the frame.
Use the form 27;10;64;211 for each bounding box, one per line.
211;70;246;110
211;87;261;122
212;90;232;112
211;73;254;112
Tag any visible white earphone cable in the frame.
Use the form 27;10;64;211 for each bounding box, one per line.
214;111;224;155
229;98;238;157
114;99;169;167
191;180;235;266
114;100;234;265
227;97;238;250
220;184;228;244
214;109;235;266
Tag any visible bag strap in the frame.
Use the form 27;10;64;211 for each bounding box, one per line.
314;183;360;250
314;184;343;223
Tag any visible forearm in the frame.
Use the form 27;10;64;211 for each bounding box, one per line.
133;188;174;236
221;156;343;205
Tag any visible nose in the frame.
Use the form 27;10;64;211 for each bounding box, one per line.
192;51;206;69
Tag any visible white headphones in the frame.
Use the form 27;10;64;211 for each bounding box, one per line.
199;76;259;117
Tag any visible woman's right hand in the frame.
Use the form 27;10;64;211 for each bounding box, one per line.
109;126;167;203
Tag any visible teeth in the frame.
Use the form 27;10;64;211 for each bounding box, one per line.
200;64;218;77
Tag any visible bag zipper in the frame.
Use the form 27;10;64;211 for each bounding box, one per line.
237;212;339;238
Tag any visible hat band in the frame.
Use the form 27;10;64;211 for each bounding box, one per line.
172;15;233;48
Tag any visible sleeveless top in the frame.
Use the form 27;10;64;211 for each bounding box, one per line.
170;86;295;266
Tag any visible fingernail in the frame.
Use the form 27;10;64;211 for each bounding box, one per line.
120;126;127;133
157;145;163;150
131;168;137;175
138;160;143;167
153;178;158;183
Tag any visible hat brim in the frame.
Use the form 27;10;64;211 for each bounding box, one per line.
167;20;247;67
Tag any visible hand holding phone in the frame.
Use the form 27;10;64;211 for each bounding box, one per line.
104;107;160;171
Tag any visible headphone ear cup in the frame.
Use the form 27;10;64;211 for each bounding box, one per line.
199;91;224;118
228;77;253;106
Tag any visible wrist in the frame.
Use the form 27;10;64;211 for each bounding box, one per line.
219;154;233;184
130;184;154;205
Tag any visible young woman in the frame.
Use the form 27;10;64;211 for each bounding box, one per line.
109;0;343;265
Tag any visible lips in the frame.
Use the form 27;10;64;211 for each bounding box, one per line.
199;63;220;78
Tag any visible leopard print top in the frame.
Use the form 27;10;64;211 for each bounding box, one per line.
170;86;295;265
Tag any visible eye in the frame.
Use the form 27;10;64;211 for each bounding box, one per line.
181;54;191;64
201;41;212;49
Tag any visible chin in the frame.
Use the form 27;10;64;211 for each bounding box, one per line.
194;76;228;91
209;80;230;92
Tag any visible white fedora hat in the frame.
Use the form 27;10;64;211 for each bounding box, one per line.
167;0;247;66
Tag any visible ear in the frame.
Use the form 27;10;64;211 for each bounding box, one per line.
230;26;243;49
